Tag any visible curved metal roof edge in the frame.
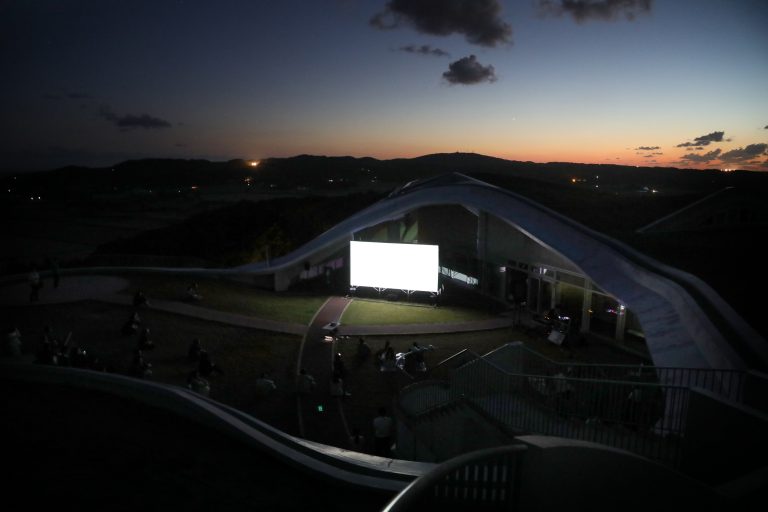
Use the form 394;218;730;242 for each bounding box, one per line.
234;173;767;372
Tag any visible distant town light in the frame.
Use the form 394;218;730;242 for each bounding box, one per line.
249;160;260;167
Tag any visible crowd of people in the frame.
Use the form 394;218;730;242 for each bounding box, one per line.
286;335;434;458
8;278;416;460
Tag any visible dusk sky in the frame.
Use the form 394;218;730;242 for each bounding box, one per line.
1;0;766;171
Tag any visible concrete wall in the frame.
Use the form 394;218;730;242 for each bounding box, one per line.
515;435;723;510
682;387;768;485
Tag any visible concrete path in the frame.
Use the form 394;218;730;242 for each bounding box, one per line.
296;297;352;447
0;275;130;305
337;317;516;336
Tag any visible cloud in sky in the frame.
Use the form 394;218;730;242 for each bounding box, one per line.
676;130;725;148
537;0;652;22
635;145;659;150
443;55;497;85
680;148;721;163
371;0;512;47
397;44;449;57
100;106;172;130
43;91;93;100
719;143;768;163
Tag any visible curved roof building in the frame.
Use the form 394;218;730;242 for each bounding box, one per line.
235;173;767;373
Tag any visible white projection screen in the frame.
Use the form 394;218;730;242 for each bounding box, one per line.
350;241;439;292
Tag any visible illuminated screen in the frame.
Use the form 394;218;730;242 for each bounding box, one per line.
350;241;439;292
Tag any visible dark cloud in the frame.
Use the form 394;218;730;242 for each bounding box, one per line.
677;130;725;147
694;131;725;145
442;55;497;85
680;148;721;163
635;145;659;150
643;154;654;158
371;0;512;47
398;44;449;57
719;143;768;163
99;106;172;130
537;0;652;22
43;91;92;101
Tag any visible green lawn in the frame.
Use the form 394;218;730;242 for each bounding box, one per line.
125;273;328;324
340;298;496;325
2;301;303;435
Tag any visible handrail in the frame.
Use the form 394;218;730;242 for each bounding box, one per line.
484;342;746;402
1;361;433;491
382;444;528;512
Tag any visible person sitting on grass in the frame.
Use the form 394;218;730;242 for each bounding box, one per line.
329;375;351;397
188;338;203;362
409;341;427;372
121;311;141;336
297;368;316;395
131;349;152;378
256;372;277;396
186;282;203;302
35;340;57;365
187;369;211;396
5;326;22;357
348;427;366;452
132;290;149;308
137;327;154;351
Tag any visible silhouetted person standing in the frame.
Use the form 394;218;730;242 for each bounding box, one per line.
373;407;394;457
198;350;223;377
29;267;41;302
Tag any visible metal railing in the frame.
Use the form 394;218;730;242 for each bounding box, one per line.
484;342;746;402
452;356;689;467
400;349;692;468
382;445;527;512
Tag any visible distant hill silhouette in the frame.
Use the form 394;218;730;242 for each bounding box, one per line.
4;152;767;199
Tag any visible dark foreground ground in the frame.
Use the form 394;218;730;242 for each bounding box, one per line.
3;380;392;512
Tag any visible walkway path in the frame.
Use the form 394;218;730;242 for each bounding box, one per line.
296;297;352;447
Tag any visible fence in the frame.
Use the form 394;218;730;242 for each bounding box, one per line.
484;342;745;402
405;349;693;468
382;445;527;512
